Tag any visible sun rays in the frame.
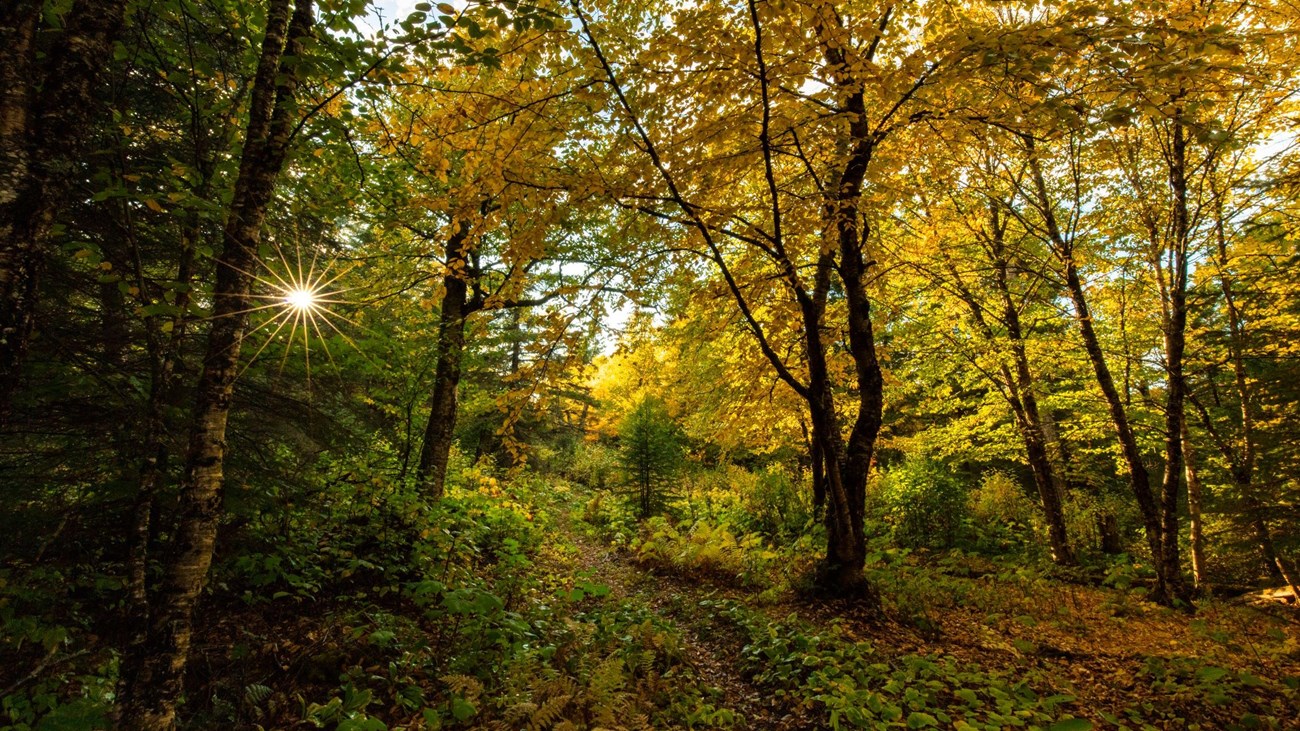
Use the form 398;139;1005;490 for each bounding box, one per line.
206;241;373;386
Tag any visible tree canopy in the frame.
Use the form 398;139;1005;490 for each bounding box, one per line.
2;0;1299;728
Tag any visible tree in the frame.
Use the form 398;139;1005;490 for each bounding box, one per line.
118;1;319;726
619;395;684;518
899;167;1077;565
365;21;612;498
569;0;997;596
0;0;130;423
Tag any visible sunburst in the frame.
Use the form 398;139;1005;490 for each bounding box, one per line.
208;241;373;386
284;288;318;311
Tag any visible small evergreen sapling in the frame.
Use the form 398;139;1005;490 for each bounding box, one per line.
618;396;684;518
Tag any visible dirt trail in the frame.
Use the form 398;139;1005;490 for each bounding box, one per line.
558;522;798;730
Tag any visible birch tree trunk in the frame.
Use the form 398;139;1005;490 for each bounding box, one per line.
118;1;315;727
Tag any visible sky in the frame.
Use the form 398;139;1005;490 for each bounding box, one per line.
360;0;422;33
371;0;422;23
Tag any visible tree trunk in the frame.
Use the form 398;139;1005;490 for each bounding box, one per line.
1181;418;1207;592
1062;254;1168;594
1096;514;1122;555
963;205;1075;565
1156;113;1191;605
117;2;314;728
1021;417;1073;564
818;138;880;599
798;247;871;599
1026;150;1171;602
415;224;476;500
1001;303;1073;564
0;0;129;424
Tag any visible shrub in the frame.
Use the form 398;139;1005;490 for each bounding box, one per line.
743;465;815;540
878;456;968;549
569;442;620;491
633;517;777;586
967;471;1040;553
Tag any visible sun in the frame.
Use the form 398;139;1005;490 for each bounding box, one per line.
284;288;318;311
202;240;373;386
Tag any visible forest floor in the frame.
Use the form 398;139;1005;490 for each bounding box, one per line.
6;478;1298;730
553;488;1300;730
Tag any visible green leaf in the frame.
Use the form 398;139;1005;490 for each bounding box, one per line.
1011;638;1036;653
450;696;476;721
1238;671;1264;687
1196;666;1229;683
906;711;938;728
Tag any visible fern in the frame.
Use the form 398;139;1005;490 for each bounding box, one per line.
243;683;273;705
440;673;483;703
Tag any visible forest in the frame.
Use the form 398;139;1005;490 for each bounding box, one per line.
2;0;1299;728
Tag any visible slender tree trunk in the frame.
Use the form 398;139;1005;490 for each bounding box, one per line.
1156;113;1191;604
1021;413;1073;564
1001;303;1073;565
1181;418;1207;592
118;2;314;727
0;0;129;424
953;205;1074;565
415;225;476;499
1062;256;1166;589
1026;150;1170;602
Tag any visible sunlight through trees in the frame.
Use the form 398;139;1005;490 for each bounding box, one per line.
2;0;1299;728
